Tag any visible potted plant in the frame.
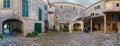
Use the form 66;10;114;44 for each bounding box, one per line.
0;34;3;40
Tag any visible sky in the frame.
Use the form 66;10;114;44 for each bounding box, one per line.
43;0;100;7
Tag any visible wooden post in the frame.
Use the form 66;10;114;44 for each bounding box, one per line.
90;19;93;33
104;15;107;34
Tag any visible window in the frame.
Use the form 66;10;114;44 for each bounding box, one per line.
73;6;75;10
44;5;47;10
60;5;63;8
38;9;42;20
90;13;94;16
116;3;119;7
22;0;29;17
95;5;100;10
3;0;10;8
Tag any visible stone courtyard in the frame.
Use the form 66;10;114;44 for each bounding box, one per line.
0;32;117;46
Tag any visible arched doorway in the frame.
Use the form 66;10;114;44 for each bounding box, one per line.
2;19;23;36
73;23;81;31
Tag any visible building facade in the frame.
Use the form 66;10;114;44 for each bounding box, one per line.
0;0;48;36
85;0;120;33
51;2;86;32
48;0;120;33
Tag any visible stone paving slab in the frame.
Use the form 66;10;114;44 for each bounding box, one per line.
0;32;117;46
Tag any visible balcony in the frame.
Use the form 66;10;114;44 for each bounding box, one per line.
48;6;55;13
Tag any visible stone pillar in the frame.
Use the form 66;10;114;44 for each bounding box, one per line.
90;19;93;33
118;23;120;33
0;24;2;34
81;22;84;32
22;23;24;37
0;21;2;34
62;24;64;30
57;24;60;31
69;24;72;33
104;15;107;34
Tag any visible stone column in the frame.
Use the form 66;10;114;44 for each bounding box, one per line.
118;23;120;33
90;19;93;33
62;24;64;30
22;23;24;37
0;21;2;34
57;24;60;31
81;22;84;32
69;24;72;33
104;15;107;34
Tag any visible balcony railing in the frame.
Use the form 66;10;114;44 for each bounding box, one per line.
48;6;55;13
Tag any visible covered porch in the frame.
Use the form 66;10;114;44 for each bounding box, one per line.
85;11;120;34
69;20;84;33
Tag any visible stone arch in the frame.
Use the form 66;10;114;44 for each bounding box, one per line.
2;18;24;36
73;23;81;31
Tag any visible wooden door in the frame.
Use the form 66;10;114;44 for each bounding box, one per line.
112;23;117;30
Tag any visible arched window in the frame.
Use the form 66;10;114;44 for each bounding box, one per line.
3;0;10;8
22;0;29;17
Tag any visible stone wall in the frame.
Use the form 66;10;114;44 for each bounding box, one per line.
0;0;48;36
53;3;86;24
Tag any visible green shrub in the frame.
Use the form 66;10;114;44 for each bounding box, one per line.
73;28;82;31
32;31;38;36
26;33;32;37
0;34;3;38
62;25;68;32
26;31;39;37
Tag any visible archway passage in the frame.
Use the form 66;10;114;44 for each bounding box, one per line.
2;19;23;36
73;23;81;31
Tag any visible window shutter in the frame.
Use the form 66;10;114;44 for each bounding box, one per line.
39;9;42;20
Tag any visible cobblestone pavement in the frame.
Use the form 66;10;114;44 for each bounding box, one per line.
0;32;116;46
